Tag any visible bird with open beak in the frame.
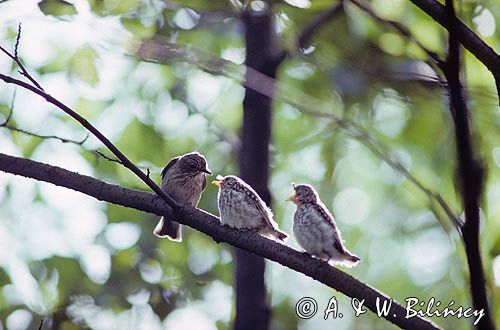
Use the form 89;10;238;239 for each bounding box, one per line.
153;152;212;241
287;184;360;267
212;175;288;241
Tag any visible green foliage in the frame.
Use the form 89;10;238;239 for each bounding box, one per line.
38;0;77;16
69;47;99;86
0;0;499;329
120;17;157;38
88;0;141;16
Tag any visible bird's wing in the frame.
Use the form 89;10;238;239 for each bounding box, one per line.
160;156;181;180
244;190;275;229
312;203;347;252
312;203;336;227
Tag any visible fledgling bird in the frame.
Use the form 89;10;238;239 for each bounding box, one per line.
287;184;360;267
212;175;288;241
153;152;211;241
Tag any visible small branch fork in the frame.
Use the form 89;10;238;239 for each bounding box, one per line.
0;89;89;145
0;24;179;232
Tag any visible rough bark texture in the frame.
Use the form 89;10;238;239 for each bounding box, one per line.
234;8;281;330
0;152;440;330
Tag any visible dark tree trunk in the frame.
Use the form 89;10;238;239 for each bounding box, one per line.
442;1;493;329
235;6;282;330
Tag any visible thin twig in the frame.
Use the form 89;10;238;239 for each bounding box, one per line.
349;0;445;79
298;1;345;49
275;1;345;62
334;119;462;229
2;125;89;145
0;43;181;227
14;23;21;58
92;150;154;173
0;24;44;91
407;0;500;104
0;89;89;145
94;150;123;164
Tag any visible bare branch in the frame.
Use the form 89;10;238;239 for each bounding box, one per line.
0;25;44;91
2;124;89;145
14;23;21;58
349;0;445;78
407;0;500;103
93;150;123;165
275;1;345;62
0;66;179;231
0;88;88;145
298;1;345;49
335;119;463;229
0;152;441;330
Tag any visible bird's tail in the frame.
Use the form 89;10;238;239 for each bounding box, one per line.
338;250;361;268
153;217;182;242
329;249;361;268
271;229;288;242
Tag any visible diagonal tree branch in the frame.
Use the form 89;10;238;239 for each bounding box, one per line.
441;0;494;329
407;0;500;103
0;71;179;233
349;0;445;81
275;1;345;62
297;1;345;49
0;35;181;236
0;152;440;330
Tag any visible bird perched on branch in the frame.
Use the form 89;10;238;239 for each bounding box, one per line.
212;175;288;241
153;152;211;241
287;184;360;267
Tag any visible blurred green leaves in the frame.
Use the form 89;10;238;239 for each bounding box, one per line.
0;0;499;329
88;0;140;16
117;118;165;164
38;0;77;16
121;17;156;38
69;47;99;86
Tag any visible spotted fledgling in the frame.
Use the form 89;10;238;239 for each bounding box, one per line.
212;175;288;241
153;152;211;241
287;184;360;267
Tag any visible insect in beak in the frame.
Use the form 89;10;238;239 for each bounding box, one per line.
286;192;297;202
212;180;222;187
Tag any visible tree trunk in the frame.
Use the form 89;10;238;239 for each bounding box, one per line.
234;6;281;330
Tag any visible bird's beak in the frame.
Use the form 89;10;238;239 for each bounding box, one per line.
201;167;212;175
286;192;297;203
212;180;222;187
